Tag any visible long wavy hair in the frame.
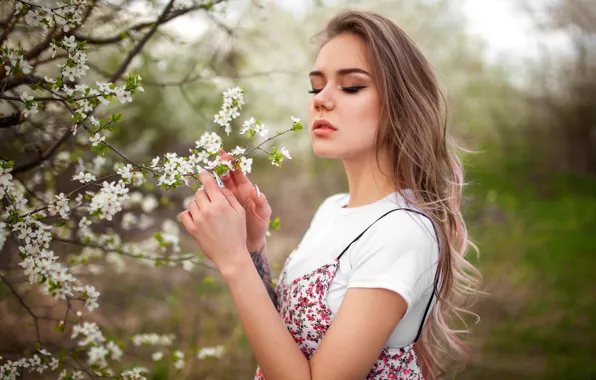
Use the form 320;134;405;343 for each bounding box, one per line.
313;10;482;378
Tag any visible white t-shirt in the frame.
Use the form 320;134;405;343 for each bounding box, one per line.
284;191;439;348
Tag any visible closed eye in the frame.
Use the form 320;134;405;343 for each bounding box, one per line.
340;85;368;93
308;85;368;94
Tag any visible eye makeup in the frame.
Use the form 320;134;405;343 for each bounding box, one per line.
307;85;368;94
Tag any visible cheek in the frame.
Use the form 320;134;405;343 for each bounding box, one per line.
347;96;380;135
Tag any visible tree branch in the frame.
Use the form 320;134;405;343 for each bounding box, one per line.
0;275;42;344
109;0;176;83
52;237;217;270
0;112;22;129
74;3;222;46
12;127;72;174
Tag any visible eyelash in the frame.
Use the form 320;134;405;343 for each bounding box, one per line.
308;85;368;94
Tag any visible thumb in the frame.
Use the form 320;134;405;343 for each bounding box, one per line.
221;187;244;214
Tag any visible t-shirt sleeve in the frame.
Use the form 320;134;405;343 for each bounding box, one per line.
346;210;439;315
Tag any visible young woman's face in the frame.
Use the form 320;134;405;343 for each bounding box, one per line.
307;33;381;159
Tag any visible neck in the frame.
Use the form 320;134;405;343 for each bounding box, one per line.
341;150;396;208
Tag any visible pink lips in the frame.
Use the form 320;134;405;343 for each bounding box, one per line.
312;119;337;137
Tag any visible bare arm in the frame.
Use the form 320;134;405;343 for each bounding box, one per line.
249;242;278;310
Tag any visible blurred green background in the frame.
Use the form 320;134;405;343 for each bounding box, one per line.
3;0;595;378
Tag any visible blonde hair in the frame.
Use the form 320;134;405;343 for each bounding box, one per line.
314;10;482;378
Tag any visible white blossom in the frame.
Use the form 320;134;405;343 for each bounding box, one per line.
281;147;292;160
197;345;226;359
89;133;105;146
89;180;130;221
132;333;175;346
72;171;96;183
230;146;246;155
239;156;253;175
48;193;70;219
116;163;134;181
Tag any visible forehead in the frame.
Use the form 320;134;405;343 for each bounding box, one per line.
313;33;370;73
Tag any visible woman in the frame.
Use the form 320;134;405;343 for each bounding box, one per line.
179;9;481;380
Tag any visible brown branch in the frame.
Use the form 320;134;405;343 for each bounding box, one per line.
0;112;22;128
0;74;45;94
12;127;72;174
23;2;95;62
1;94;103;102
21;172;121;218
0;275;42;344
74;3;220;45
109;0;176;83
0;6;21;47
52;237;217;270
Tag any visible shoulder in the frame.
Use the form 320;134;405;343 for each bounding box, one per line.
312;192;348;217
352;208;438;262
321;192;349;207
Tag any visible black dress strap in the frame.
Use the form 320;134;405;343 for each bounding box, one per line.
335;207;440;343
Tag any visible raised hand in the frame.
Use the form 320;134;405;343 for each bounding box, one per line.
219;150;272;253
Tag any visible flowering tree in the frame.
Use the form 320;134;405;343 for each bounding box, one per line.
0;0;302;378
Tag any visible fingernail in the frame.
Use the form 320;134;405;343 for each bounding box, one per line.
214;172;224;188
255;184;261;198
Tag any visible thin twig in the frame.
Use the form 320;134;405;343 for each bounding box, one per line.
0;275;42;344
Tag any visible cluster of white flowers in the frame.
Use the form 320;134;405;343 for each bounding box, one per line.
89;180;130;221
70;322;122;368
19;92;38;117
55;35;89;83
0;2;261;378
240;117;268;138
72;171;96;183
132;333;175;347
197;345;226;360
1;47;32;76
173;350;185;370
213;87;245;135
120;367;149;380
1;0;303;374
57;369;86;380
17;0;90;32
0;349;59;379
196;131;223;154
0;165;12;201
13;215;100;311
48;193;70;219
71;322;105;346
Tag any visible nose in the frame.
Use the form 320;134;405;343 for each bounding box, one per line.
312;85;335;113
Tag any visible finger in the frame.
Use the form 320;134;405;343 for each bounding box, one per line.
180;210;195;233
194;189;210;209
199;170;225;203
251;185;265;207
219;149;235;162
187;199;201;221
221;187;244;214
219;151;236;183
221;171;238;197
221;170;236;187
230;167;251;187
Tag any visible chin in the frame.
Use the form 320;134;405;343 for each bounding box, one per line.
311;142;342;159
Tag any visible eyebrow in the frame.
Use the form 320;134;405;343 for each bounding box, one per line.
308;68;371;78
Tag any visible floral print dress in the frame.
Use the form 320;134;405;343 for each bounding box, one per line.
254;209;436;380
